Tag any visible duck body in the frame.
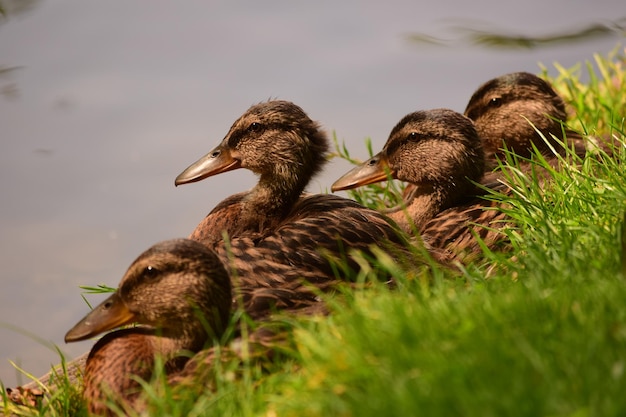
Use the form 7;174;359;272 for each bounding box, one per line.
419;190;509;261
81;328;186;415
65;239;232;415
176;100;415;291
191;191;409;277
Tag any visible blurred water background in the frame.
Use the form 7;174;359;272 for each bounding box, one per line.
0;0;623;386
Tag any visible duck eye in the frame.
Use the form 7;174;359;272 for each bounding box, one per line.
407;132;420;141
489;97;503;108
144;265;160;280
248;122;263;132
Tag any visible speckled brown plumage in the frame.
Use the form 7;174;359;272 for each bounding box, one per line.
419;190;510;262
465;71;588;169
332;108;510;262
175;100;416;290
65;239;232;416
81;329;183;416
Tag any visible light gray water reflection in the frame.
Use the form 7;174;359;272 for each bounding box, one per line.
0;0;622;386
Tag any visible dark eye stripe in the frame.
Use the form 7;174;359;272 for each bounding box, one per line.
228;131;244;148
227;122;287;148
466;95;507;120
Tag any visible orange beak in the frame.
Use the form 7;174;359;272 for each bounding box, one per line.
331;152;395;192
65;292;137;342
175;143;242;186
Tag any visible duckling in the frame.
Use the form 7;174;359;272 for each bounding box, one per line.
175;100;415;280
332;109;486;233
464;71;588;169
12;243;336;410
332;109;509;261
65;239;232;416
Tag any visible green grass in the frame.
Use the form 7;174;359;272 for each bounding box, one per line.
3;47;626;416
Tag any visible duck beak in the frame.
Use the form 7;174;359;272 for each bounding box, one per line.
175;143;242;186
64;292;137;343
331;153;395;192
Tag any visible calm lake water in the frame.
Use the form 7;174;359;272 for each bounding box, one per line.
0;0;623;386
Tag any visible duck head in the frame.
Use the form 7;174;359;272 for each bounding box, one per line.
175;100;329;194
65;239;232;350
464;72;568;160
331;109;484;231
332;108;484;196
